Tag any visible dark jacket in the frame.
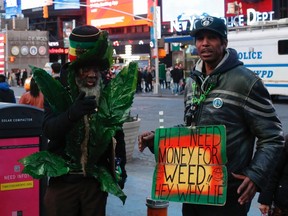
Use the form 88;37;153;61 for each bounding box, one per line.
0;82;16;103
258;135;288;210
170;67;182;83
184;48;284;191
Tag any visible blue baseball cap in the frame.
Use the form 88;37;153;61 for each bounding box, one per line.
191;16;227;39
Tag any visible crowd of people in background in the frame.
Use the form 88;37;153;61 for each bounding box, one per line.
5;68;29;87
3;61;188;101
136;66;154;93
136;63;185;95
0;62;61;110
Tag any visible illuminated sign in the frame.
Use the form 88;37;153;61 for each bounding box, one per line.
4;0;21;18
21;0;53;10
169;8;275;33
152;126;227;205
54;0;80;10
162;0;224;22
225;0;272;18
227;9;274;27
86;0;155;28
49;48;69;54
0;34;5;74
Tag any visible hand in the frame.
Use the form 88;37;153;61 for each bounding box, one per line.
68;91;97;121
138;131;155;152
232;173;257;205
259;204;270;215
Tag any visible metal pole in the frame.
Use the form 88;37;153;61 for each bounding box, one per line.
5;24;8;75
153;0;159;94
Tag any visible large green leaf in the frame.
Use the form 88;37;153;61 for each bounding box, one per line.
30;65;72;113
98;62;138;125
19;151;69;179
95;166;127;204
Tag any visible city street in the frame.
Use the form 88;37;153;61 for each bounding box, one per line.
107;93;288;216
2;1;287;215
12;86;288;216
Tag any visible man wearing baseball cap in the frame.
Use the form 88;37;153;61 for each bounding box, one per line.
184;15;283;216
138;16;284;216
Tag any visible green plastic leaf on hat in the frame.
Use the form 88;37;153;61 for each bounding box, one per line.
19;151;69;179
29;65;73;113
102;42;113;69
67;30;113;100
68;30;112;73
87;126;117;164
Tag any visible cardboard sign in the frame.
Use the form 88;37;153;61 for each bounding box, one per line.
152;125;227;206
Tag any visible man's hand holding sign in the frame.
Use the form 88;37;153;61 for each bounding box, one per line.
152;125;227;206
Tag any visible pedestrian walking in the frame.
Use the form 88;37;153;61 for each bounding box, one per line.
19;77;44;109
0;74;16;103
165;67;172;89
170;64;182;95
21;69;28;86
51;62;61;81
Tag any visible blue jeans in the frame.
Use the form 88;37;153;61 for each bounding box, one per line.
173;82;180;94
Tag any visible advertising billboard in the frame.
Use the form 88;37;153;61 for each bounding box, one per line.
4;0;21;18
0;34;5;75
21;0;53;10
86;0;156;28
225;0;273;17
225;0;274;27
54;0;80;10
162;0;225;33
162;0;225;22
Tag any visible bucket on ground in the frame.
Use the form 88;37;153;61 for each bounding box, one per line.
146;197;169;216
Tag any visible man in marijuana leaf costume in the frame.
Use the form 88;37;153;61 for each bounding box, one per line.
19;25;138;216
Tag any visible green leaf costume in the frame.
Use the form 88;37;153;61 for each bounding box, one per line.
19;32;138;204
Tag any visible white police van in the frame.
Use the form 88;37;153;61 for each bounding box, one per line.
228;18;288;98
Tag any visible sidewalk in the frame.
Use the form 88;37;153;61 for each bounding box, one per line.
106;156;183;216
135;87;183;98
107;151;261;216
106;87;262;216
11;86;262;216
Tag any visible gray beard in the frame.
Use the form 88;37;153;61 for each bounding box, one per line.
76;77;101;105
